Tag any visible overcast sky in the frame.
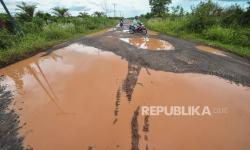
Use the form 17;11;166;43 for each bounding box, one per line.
0;0;249;17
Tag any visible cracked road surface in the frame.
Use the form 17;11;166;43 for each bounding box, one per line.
0;23;250;150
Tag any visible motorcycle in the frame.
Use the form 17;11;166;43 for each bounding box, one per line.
129;23;147;35
120;22;123;28
119;20;124;28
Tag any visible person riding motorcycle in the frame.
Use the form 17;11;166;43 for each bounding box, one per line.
120;18;124;28
131;16;141;30
129;16;147;34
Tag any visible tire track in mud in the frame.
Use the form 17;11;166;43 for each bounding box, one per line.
131;106;140;150
113;86;121;124
143;115;150;150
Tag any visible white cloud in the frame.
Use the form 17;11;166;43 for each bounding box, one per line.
0;0;150;17
0;0;248;17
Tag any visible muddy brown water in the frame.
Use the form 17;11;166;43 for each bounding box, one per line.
147;30;159;36
120;37;175;50
0;44;250;150
196;45;227;57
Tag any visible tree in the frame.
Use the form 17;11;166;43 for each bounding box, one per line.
0;13;7;29
144;12;154;19
35;11;51;24
52;7;69;17
241;1;250;26
16;2;37;22
221;4;243;26
171;5;184;17
187;0;222;32
78;12;89;18
149;0;171;17
93;11;105;17
0;0;17;32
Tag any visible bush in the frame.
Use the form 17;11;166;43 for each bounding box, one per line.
145;17;250;57
43;23;71;40
203;25;250;46
20;21;43;34
146;18;188;35
0;30;16;49
186;0;222;32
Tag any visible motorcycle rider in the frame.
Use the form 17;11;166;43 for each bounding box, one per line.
131;16;141;30
120;18;124;28
129;16;147;34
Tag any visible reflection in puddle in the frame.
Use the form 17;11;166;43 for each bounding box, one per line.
122;63;142;102
143;115;150;150
122;29;130;33
196;45;227;57
0;44;250;150
120;37;175;50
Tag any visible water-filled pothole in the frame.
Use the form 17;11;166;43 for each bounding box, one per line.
196;45;227;57
0;44;249;150
120;37;175;50
147;30;159;35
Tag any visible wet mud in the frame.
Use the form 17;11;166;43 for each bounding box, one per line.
0;43;250;150
147;30;159;36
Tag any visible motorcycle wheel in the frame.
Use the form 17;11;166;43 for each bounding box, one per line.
142;29;147;35
129;29;135;34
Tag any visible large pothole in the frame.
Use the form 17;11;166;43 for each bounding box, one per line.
0;43;249;150
120;37;175;50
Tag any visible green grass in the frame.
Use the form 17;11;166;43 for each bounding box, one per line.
145;18;250;58
0;17;116;68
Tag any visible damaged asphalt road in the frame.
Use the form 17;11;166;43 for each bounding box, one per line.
0;23;250;150
79;26;250;86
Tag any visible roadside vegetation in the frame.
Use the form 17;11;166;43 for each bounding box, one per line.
143;0;250;58
0;2;116;68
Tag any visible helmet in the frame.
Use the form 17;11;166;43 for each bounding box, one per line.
135;16;138;19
